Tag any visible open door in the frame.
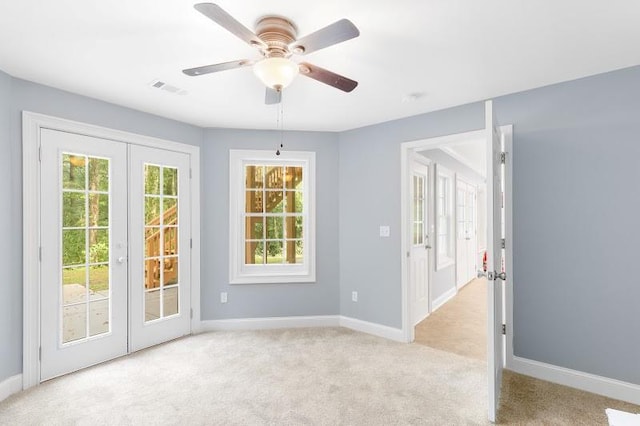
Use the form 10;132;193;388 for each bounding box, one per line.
484;100;505;422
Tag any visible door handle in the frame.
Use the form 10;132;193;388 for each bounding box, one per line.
425;245;432;249
117;256;126;264
477;270;506;281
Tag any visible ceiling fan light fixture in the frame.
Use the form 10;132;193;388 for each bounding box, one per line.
253;57;299;90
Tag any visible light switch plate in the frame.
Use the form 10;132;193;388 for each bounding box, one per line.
379;225;390;237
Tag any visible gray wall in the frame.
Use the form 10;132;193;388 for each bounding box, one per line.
496;66;640;384
0;77;203;383
338;103;485;328
0;70;17;382
201;129;340;320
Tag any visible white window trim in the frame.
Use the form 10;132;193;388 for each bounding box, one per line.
435;164;455;270
229;149;316;284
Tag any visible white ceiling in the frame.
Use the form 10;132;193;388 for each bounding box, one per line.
1;1;639;132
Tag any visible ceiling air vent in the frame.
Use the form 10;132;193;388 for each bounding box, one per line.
149;79;188;96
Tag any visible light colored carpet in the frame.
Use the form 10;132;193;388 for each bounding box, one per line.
414;278;487;361
0;327;489;425
499;370;640;425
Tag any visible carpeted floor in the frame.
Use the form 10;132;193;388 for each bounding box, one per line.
0;328;490;425
413;277;640;424
414;278;487;361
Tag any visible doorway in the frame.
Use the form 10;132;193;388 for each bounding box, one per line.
407;137;488;361
23;113;200;386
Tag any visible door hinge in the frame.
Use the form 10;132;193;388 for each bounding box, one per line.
38;146;42;162
502;324;506;335
189;168;192;179
39;346;42;361
190;238;193;249
406;251;410;258
501;238;505;249
190;308;193;319
500;152;506;164
39;246;42;262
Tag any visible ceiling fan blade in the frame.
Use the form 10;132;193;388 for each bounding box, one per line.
265;88;282;105
290;19;359;55
194;3;266;49
299;62;358;92
183;59;252;76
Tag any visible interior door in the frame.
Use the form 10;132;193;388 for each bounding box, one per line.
129;145;191;351
40;129;128;381
409;159;430;325
485;100;504;423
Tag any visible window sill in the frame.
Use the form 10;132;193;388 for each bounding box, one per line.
230;273;316;285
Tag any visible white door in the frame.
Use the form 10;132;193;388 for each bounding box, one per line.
40;129;128;380
485;100;505;423
409;159;430;326
129;145;191;351
456;179;477;288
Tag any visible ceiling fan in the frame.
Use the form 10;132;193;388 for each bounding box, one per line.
182;3;360;104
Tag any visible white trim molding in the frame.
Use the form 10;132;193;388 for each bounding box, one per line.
22;111;201;389
200;315;406;343
339;317;406;342
431;287;457;312
201;315;340;331
508;356;640;406
0;374;23;403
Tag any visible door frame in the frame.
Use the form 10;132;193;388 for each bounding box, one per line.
22;111;201;390
399;124;513;352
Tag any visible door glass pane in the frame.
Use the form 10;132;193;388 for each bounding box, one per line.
145;196;160;225
63;305;87;343
145;289;161;321
145;227;161;257
63;229;86;266
60;153;111;344
266;241;284;264
163;167;178;196
88;194;109;227
63;154;86;190
89;265;109;300
88;158;109;192
144;165;160;194
163;287;179;317
144;163;180;323
265;166;283;189
63;192;86;227
89;229;109;263
163;198;178;225
62;266;87;304
89;299;109;337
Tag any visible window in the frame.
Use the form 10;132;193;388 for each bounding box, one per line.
436;165;454;269
229;150;315;283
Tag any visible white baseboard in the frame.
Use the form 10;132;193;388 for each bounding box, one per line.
200;315;340;331
509;356;640;405
339;316;405;343
431;287;457;312
0;374;22;403
199;315;405;343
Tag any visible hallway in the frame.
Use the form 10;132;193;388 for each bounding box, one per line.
414;278;487;361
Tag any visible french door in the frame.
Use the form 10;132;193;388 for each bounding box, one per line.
40;129;191;381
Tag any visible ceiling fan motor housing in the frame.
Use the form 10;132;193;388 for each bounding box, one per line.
255;16;298;58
